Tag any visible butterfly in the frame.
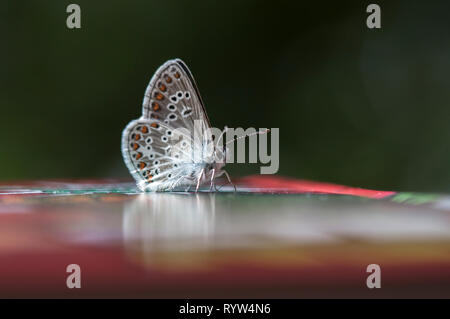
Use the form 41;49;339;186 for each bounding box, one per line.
121;59;233;192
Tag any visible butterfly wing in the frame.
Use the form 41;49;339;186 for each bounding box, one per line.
122;59;212;191
142;59;211;128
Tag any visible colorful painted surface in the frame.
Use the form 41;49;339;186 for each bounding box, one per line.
0;176;449;298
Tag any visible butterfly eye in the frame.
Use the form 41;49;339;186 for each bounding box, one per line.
161;136;168;143
167;104;176;111
166;130;172;136
177;91;183;98
184;92;190;99
174;164;178;168
149;153;155;159
168;174;172;178
168;113;177;121
170;96;177;103
154;160;160;166
146;137;152;144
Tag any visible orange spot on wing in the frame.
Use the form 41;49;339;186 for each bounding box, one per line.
165;75;172;83
141;126;148;133
136;152;142;160
174;72;181;79
134;134;141;141
159;84;167;92
133;143;139;150
151;123;159;129
139;162;146;170
152;102;160;111
154;92;164;100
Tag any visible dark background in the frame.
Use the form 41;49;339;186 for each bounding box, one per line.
2;0;450;192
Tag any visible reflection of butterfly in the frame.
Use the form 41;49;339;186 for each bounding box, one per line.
122;59;232;192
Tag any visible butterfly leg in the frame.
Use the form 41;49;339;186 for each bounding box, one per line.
195;168;205;193
212;170;222;191
223;169;236;192
209;169;216;192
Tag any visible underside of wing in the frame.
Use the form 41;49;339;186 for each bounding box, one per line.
142;59;211;131
122;59;212;191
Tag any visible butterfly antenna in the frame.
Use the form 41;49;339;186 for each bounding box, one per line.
225;129;270;145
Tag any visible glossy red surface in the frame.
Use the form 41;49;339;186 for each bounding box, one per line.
0;176;448;298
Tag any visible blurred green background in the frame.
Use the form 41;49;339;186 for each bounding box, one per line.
2;0;450;192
